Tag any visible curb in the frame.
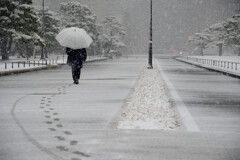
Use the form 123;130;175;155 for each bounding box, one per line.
0;65;61;77
175;57;240;79
0;58;108;77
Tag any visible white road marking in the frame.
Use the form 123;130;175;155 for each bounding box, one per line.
156;59;200;132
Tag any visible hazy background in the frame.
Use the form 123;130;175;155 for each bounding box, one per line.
33;0;240;55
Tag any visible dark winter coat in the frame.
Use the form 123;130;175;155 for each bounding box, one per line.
66;48;87;68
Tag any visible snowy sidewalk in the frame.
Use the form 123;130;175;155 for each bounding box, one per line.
0;57;148;160
176;56;240;78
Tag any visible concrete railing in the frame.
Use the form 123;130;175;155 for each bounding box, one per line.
177;56;240;77
182;56;240;71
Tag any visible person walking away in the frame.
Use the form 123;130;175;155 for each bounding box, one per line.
66;47;87;84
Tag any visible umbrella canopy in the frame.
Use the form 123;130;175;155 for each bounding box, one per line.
55;27;93;49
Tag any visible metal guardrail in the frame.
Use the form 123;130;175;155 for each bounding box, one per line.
1;59;58;70
181;56;240;72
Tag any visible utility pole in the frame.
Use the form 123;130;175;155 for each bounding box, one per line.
41;0;45;59
148;0;153;69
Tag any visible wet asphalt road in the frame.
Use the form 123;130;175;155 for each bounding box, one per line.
156;55;240;133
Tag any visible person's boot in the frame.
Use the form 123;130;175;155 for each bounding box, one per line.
75;80;79;84
73;79;79;84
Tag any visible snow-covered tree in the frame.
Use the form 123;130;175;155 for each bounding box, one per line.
0;0;18;60
196;14;240;56
188;32;211;56
223;14;240;56
14;0;43;58
98;33;111;56
101;16;126;56
37;9;60;56
58;2;100;55
0;0;43;59
205;22;226;56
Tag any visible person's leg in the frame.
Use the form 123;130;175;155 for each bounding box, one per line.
73;67;81;84
72;65;78;84
76;67;81;80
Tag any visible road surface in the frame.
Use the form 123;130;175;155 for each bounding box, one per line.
0;56;239;160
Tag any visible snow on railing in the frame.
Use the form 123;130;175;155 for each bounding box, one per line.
180;56;240;75
0;59;58;70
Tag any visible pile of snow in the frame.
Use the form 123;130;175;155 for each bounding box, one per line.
118;66;178;130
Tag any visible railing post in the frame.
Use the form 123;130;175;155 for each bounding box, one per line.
12;62;14;68
5;63;7;69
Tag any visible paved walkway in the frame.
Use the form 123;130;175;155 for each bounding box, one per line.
0;57;145;160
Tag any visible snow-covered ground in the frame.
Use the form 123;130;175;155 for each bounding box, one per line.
118;66;178;130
